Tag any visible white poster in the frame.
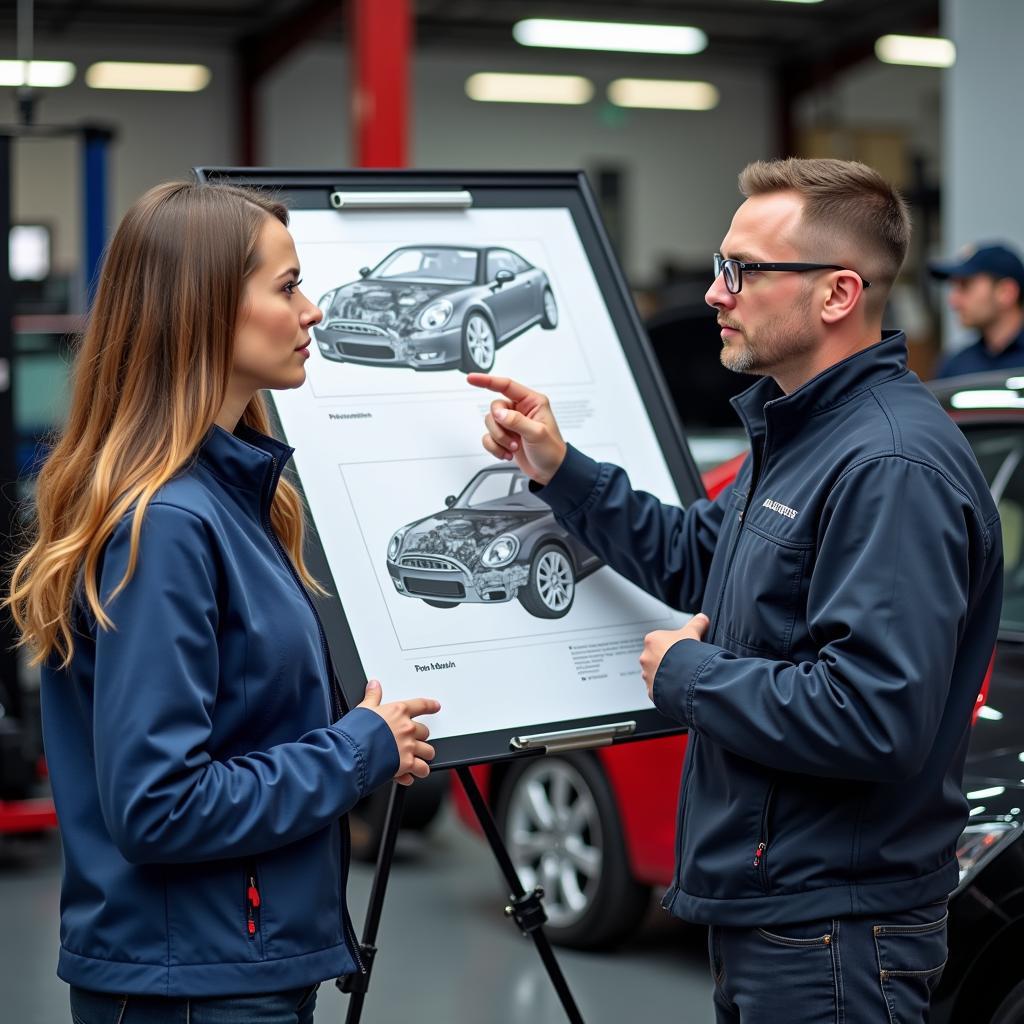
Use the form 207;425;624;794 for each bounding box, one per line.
275;207;689;741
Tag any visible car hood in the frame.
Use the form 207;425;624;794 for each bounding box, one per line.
399;509;544;565
325;279;455;317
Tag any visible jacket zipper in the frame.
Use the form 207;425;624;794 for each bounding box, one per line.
755;783;776;892
260;458;364;972
339;817;366;974
260;457;343;721
665;733;699;902
245;864;262;939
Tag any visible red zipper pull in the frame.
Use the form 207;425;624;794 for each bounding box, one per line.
753;842;766;868
248;878;261;908
247;917;256;936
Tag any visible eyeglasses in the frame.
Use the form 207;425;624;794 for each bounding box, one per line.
713;253;871;294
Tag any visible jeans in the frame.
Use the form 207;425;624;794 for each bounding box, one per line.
69;984;318;1024
708;900;948;1024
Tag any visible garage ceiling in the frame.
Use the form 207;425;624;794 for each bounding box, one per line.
1;0;941;69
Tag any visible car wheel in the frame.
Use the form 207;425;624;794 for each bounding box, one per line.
517;544;575;618
460;312;496;373
993;979;1024;1024
496;752;650;949
423;599;459;609
540;287;558;329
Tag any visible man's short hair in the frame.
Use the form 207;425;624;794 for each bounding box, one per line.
738;158;911;298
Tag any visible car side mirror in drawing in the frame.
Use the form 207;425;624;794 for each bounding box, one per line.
358;266;371;278
445;495;457;508
494;269;515;288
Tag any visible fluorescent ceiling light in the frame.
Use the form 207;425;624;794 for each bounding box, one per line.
513;18;707;55
608;78;719;111
466;73;593;105
875;34;956;68
85;62;211;92
0;60;75;88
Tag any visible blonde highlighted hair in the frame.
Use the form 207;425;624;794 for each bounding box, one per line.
5;180;320;668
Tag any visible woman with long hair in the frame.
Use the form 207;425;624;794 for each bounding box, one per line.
5;180;439;1023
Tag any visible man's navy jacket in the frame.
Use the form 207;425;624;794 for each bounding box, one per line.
539;332;1003;926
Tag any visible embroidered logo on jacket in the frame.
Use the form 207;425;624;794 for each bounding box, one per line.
762;498;799;520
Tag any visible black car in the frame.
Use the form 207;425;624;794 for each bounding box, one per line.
314;245;558;373
927;372;1024;1024
386;465;601;618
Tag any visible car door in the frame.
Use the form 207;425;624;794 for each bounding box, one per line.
484;249;529;337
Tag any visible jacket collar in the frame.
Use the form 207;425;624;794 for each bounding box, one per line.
730;330;909;446
196;423;295;515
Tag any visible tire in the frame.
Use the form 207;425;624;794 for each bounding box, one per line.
460;311;496;373
517;544;575;618
495;752;650;949
423;599;459;609
540;286;558;329
993;979;1024;1024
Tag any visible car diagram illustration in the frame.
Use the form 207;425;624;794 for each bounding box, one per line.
314;244;558;373
385;465;602;618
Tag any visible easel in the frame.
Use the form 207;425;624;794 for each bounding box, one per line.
338;719;641;1022
338;765;584;1023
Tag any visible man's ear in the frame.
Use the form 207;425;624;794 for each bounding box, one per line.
994;277;1021;310
820;271;865;325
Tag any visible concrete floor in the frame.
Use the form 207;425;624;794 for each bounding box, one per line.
0;804;715;1024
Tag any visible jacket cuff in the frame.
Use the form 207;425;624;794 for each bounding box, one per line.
652;639;723;728
534;444;603;518
330;707;401;797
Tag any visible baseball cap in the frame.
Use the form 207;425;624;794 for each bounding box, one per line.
929;242;1024;289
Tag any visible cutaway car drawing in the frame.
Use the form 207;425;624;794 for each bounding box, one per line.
314;245;558;373
386;465;601;618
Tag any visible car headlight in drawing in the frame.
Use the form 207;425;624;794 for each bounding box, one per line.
418;299;454;331
384;465;601;618
481;534;519;567
387;528;408;563
312;245;558;374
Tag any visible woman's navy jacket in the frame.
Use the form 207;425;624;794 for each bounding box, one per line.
40;424;399;996
539;333;1004;926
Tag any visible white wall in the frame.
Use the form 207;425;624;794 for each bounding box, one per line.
261;43;778;282
2;34;776;291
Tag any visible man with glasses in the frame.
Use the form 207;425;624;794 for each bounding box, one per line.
469;157;1002;1023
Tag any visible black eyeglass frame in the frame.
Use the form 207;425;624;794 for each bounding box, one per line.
713;253;871;294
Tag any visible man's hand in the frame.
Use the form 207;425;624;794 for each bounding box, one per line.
640;613;710;700
358;680;441;786
467;373;568;486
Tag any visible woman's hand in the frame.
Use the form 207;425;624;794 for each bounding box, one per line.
358;680;441;786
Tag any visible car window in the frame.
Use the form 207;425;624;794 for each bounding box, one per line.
458;471;516;507
373;248;477;284
510;252;531;273
961;425;1024;632
486;250;518;279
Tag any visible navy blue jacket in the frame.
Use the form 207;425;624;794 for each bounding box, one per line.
540;332;1003;926
40;424;399;996
935;327;1024;378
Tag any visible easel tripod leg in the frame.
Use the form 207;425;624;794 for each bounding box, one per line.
456;765;585;1024
339;782;406;1024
